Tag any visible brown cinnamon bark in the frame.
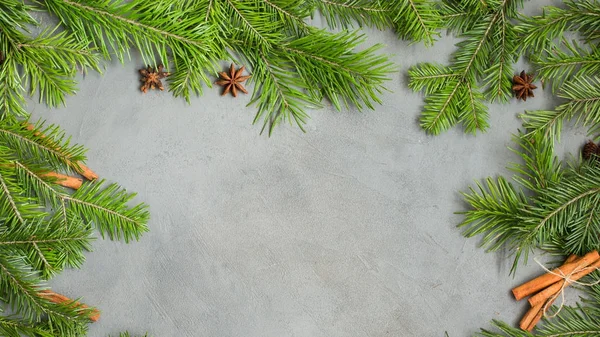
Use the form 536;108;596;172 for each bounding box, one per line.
39;290;100;322
76;163;99;181
529;258;600;306
512;250;599;300
41;172;83;190
526;297;555;332
520;293;560;331
564;254;579;264
519;300;544;330
519;255;581;332
24;123;98;181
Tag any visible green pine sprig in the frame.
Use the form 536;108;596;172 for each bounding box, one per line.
0;255;91;336
459;132;600;273
0;117;149;335
0;0;447;134
0;0;100;116
521;76;600;141
516;0;600;54
517;1;600;141
409;0;523;135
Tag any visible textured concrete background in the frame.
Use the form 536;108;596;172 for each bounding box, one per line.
27;1;587;336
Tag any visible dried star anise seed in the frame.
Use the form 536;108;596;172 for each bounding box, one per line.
513;70;537;101
216;63;251;97
139;64;170;93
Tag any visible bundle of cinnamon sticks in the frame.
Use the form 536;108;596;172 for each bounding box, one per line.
512;250;600;331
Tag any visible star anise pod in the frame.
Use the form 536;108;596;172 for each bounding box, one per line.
513;70;537;101
216;63;251;97
139;64;170;93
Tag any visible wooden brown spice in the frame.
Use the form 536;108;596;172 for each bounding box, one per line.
529;258;600;306
514;252;600;332
511;250;599;300
39;290;100;322
41;172;83;190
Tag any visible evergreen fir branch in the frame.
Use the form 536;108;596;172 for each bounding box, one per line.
459;0;491;12
0;0;36;34
0;117;149;335
218;0;284;49
521;77;600;141
0;256;90;334
0;58;27;117
281;29;393;111
0;119;87;173
508;133;562;193
532;41;600;94
458;176;529;271
452;13;499;80
64;181;149;242
43;0;200;60
460;133;600;272
213;2;395;133
391;0;442;46
478;319;533;336
407;63;460;95
42;0;224;96
460;81;489;133
13;157;149;243
307;0;391;30
13;30;101;108
439;1;480;34
0;217;93;279
528;163;600;256
0;315;54;337
247;50;317;135
0;168;30;225
0;156;48;224
417;79;463;134
0;1;98;114
260;0;310;34
4;0;401;133
521;108;570;143
14;161;62;208
517;0;600;53
482;10;517;102
410;0;520;134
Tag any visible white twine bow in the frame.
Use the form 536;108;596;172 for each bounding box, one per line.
533;257;600;318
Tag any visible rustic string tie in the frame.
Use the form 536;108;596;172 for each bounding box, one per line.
534;257;600;318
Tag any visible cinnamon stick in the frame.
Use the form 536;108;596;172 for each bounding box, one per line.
564;254;579;264
75;163;99;181
24;123;98;181
41;172;83;190
519;255;582;332
512;250;599;300
519;300;544;330
39;290;100;322
526;297;555;332
528;258;600;306
520;290;563;332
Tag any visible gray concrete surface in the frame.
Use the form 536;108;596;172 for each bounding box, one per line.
28;2;587;336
